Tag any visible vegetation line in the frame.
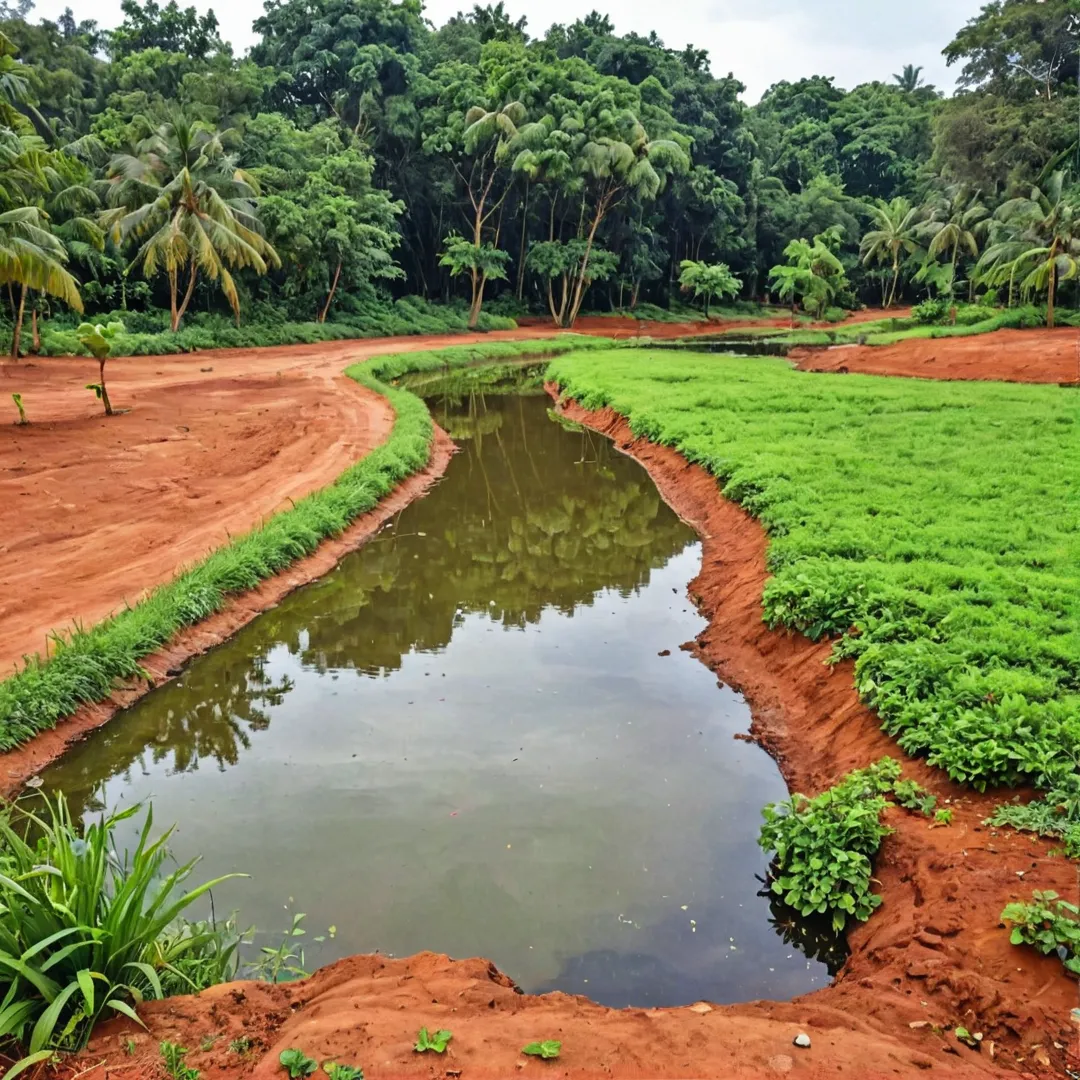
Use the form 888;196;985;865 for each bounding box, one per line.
0;335;613;754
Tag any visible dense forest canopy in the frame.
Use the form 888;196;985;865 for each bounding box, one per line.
2;0;1080;341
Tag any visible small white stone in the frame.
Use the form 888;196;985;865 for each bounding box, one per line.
793;1033;811;1049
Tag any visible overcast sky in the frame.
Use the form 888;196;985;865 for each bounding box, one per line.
27;0;986;102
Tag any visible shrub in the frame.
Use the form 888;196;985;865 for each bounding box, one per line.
0;795;242;1066
912;298;950;325
1001;890;1080;976
758;759;901;931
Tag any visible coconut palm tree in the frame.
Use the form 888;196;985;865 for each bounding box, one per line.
923;185;989;299
975;170;1080;328
860;197;927;308
893;64;924;93
0;205;82;357
101;112;279;331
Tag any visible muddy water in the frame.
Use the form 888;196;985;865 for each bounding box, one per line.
40;378;838;1007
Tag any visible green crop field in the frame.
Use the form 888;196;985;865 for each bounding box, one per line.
548;349;1080;836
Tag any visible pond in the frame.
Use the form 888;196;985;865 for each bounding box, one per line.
39;368;842;1008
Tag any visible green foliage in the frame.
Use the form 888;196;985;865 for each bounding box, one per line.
279;1049;317;1078
75;320;124;361
892;779;936;816
10;392;25;425
678;260;741;316
0;794;242;1065
1001;890;1080;977
229;1038;251;1055
769;230;847;319
522;1041;561;1060
758;759;900;931
323;1064;363;1080
934;809;953;826
547;349;1080;813
912;298;951;325
251;911;309;984
161;1042;199;1080
413;1028;452;1054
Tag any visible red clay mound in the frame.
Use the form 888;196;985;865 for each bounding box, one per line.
793;326;1080;384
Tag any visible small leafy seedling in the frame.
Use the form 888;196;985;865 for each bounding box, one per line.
933;808;953;826
77;320;124;416
11;393;26;425
200;1035;219;1052
954;1026;982;1048
1002;890;1080;975
414;1028;453;1054
522;1041;562;1060
323;1063;364;1080
892;779;936;816
161;1042;200;1080
123;1038;136;1056
279;1048;318;1078
229;1038;251;1055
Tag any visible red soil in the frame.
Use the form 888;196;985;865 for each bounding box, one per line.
793;325;1080;383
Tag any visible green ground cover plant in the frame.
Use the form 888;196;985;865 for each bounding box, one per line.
1001;890;1080;976
547;348;1080;829
413;1028;452;1054
0;336;614;752
759;758;931;930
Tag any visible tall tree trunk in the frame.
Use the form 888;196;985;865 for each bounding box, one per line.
516;179;529;302
169;269;179;332
631;280;640;310
30;306;39;354
887;253;900;308
1047;260;1057;329
567;195;610;328
175;264;198;329
10;285;26;359
319;259;343;323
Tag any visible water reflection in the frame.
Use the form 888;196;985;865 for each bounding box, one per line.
41;382;842;1004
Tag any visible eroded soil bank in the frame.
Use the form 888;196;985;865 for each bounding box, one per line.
793;325;1080;383
73;394;1074;1080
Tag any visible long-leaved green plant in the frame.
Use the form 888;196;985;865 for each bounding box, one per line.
0;795;243;1075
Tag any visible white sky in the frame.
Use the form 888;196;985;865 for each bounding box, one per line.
27;0;986;102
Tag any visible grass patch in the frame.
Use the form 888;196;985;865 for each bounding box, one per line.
547;349;1080;816
0;334;615;751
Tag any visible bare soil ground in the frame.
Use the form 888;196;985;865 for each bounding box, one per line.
793;325;1080;383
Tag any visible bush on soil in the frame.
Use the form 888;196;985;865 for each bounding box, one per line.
1001;890;1080;976
547;348;1080;832
0;336;615;750
759;758;932;930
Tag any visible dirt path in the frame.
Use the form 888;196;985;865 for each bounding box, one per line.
793;325;1080;383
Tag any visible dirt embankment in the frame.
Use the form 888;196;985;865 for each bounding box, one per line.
793;325;1080;383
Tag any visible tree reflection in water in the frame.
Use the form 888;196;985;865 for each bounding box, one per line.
53;379;694;812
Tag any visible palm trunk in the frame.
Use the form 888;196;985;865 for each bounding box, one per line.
174;264;198;330
10;285;26;359
169;269;179;332
516;179;529;302
30;307;40;354
887;253;900;308
1047;261;1057;329
319;260;343;323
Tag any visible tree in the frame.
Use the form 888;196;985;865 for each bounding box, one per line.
769;231;847;322
527;238;617;326
860;197;926;308
678;260;741;317
975;170;1080;327
893;64;924;92
108;0;224;61
101;112;280;330
923;184;989;298
439;233;510;319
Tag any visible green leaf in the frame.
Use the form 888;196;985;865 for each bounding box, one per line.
522;1040;561;1060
